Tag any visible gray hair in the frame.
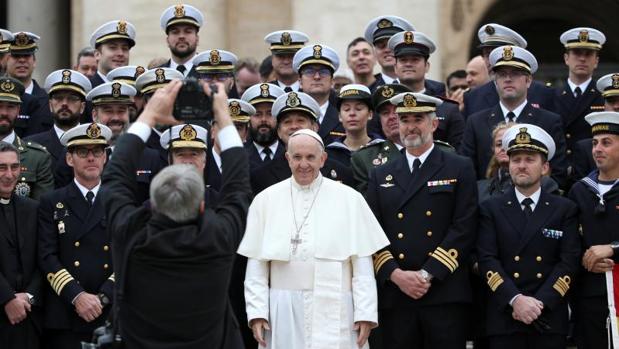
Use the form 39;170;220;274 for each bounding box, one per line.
0;141;20;160
149;164;205;223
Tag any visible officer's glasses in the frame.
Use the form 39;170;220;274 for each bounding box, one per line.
72;147;105;158
301;67;331;77
51;94;83;103
200;73;233;82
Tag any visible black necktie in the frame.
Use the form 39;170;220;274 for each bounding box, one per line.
522;198;534;217
574;86;582;98
284;86;293;93
506;111;516;122
262;147;272;162
86;191;95;207
177;65;186;75
412;158;421;174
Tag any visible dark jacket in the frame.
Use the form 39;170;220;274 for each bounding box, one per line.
101;133;251;349
15;80;53;138
25;127;64;171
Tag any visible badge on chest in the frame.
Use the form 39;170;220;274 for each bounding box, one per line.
54;202;70;235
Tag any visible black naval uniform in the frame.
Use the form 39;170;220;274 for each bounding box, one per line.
88;72;107;89
325;136;383;167
244;140;285;171
477;189;580;349
102;132;251;349
250;152;353;194
460;103;568;188
205;147;223;191
0;194;43;349
16;81;53;138
571;138;595;181
553;80;605;169
317;101;345;146
366;146;478;349
38;182;114;349
462;80;555;119
158;59;200;78
569;172;619;349
25;127;65;171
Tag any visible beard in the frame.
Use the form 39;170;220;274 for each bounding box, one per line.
249;124;277;146
170;42;197;59
53;110;81;128
0;115;15;137
402;131;431;149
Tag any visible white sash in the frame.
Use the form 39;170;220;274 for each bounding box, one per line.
311;260;344;349
605;270;619;348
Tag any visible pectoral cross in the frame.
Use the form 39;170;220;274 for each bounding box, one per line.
291;234;303;254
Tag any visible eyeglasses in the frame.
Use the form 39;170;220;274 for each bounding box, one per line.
301;67;331;77
51;94;83;103
495;70;528;79
200;73;233;82
72;147;106;158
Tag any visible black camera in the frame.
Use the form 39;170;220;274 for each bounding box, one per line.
173;78;217;121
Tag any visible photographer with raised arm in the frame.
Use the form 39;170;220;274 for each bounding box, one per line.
100;79;251;349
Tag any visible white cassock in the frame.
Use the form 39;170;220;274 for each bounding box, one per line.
238;173;389;349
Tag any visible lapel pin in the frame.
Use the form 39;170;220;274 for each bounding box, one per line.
386;174;393;181
330;169;337;178
58;221;65;235
56;202;64;209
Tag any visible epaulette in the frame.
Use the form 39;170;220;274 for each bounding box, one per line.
358;140;389;151
434;95;459;105
17;137;49;153
545;81;553;88
433;139;455;152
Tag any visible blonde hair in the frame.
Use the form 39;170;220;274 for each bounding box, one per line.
485;121;517;179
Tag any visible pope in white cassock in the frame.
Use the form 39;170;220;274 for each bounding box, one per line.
238;128;389;349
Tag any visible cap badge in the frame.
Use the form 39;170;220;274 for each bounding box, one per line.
117;20;128;35
502;46;514;61
612;74;619;89
62;70;71;84
281;32;292;46
174;4;185;18
403;93;417;108
179;124;197;141
515;127;531;144
135;66;145;79
260;83;270;97
313;45;322;59
485;25;495;35
87;123;102;139
210;50;221;65
377;18;393;29
15;32;28;47
111;82;121;98
578;30;589;43
404;31;414;45
381;86;394;98
0;80;15;93
229;101;241;116
155;68;166;83
286;92;300;107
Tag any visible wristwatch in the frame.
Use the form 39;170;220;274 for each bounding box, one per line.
611;241;619;256
420;269;433;282
98;293;110;307
27;293;34;305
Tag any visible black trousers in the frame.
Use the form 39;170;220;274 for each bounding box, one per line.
378;303;469;349
0;318;40;349
488;333;565;349
42;329;92;349
575;296;611;349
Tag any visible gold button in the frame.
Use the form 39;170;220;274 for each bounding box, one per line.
21;177;26;181
566;133;571;139
104;264;109;269
397;213;404;219
103;245;109;251
536;273;542;279
74;261;80;267
426;231;432;237
513;272;520;278
426;210;432;217
74;241;80;247
514;256;520;261
536;256;542;262
398;253;405;260
397;233;404;239
567;149;572;155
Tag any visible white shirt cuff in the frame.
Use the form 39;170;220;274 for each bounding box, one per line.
509;293;522;306
217;125;243;151
127;121;152;143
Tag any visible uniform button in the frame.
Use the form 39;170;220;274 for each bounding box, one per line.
103;245;109;251
514;256;520;261
513;272;520;278
21;177;26;181
567;149;572;155
426;231;432;237
104;264;109;269
566;133;571;139
397;213;404;219
426;210;432;217
397;233;404;239
398;253;405;260
536;256;542;262
74;241;80;247
74;261;80;267
536;273;542;279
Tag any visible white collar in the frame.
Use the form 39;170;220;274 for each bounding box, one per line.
73;178;101;199
499;99;528;121
24;81;34;94
567;78;592;96
278;80;300;92
514;186;541;209
253;140;279;159
381;72;396;85
211;148;222;173
405;143;434;172
319;101;329;124
1;131;16;144
169;58;195;77
53;124;69;139
97;71;110;83
291;172;323;192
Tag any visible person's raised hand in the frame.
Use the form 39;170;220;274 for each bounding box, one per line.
137;79;183;128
